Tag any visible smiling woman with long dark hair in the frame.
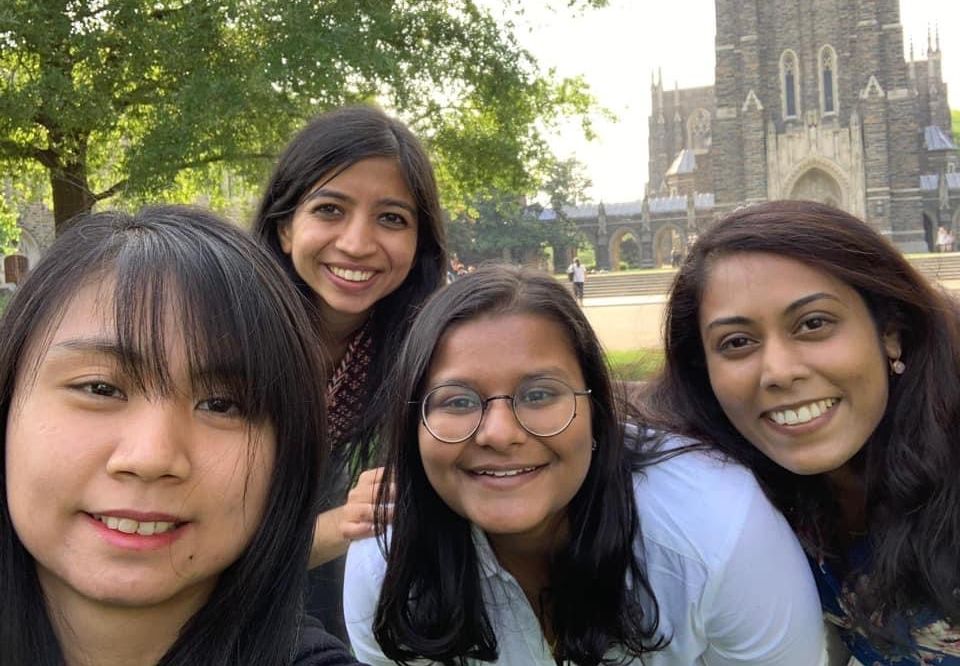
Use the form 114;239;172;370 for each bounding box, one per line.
645;200;960;664
0;206;360;666
343;265;825;665
254;104;447;638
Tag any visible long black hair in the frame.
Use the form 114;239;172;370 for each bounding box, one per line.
0;206;327;665
644;200;960;650
253;104;447;475
373;265;662;665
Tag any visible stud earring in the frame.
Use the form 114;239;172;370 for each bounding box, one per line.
890;358;906;375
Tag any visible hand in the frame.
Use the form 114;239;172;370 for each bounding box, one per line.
309;467;395;568
337;467;395;541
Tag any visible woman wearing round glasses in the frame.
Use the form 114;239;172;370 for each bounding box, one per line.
343;265;825;664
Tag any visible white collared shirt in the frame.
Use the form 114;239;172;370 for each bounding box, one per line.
344;439;826;665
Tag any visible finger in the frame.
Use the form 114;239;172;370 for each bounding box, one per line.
356;467;385;487
342;522;376;540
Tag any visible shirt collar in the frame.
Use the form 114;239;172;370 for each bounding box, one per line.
471;524;507;580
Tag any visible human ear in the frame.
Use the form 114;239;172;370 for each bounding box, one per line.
277;222;293;255
882;330;902;363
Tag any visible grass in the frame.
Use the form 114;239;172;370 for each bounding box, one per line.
605;348;664;382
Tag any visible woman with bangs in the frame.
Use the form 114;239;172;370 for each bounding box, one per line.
0;206;361;665
646;200;960;664
254;104;447;637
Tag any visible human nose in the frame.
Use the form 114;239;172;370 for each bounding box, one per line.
759;336;809;390
473;397;527;450
334;213;376;258
105;401;192;481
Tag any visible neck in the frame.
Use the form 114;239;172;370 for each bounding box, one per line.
486;516;568;633
40;568;210;666
825;463;867;536
317;303;368;365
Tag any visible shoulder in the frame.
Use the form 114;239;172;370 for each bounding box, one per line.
292;615;363;666
344;535;388;598
633;435;777;572
634;436;827;663
343;536;389;643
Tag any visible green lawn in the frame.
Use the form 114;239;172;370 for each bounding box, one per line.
605;348;664;382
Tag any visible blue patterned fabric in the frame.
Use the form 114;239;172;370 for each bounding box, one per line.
812;545;960;664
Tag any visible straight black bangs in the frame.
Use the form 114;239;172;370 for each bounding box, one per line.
110;213;311;426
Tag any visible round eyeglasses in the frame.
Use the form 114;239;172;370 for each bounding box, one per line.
418;377;591;444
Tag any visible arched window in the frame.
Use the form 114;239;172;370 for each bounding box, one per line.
780;50;801;119
819;45;838;115
686;108;712;152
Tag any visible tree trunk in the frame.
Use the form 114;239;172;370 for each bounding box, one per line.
50;159;95;236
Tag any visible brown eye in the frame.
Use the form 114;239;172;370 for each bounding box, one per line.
379;212;410;229
81;382;124;399
197;397;244;417
718;335;754;352
798;315;834;334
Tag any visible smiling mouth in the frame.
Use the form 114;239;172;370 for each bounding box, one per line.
766;398;839;426
327;265;375;282
91;514;181;536
471;465;545;478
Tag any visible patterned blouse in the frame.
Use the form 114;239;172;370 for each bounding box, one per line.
325;320;373;452
812;542;960;664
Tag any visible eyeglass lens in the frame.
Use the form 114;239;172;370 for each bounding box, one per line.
422;377;578;442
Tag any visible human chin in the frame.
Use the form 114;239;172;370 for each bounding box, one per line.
749;431;864;476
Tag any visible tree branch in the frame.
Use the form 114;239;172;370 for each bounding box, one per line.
0;137;57;168
93;180;127;201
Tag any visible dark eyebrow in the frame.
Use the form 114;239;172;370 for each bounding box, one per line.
50;337;242;387
51;337;141;363
303;188;416;216
705;292;841;330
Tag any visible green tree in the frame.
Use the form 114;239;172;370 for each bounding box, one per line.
448;157;591;268
447;193;543;265
953;109;960;142
0;0;603;234
541;157;591;272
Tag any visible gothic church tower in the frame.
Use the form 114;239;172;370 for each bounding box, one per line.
649;0;956;250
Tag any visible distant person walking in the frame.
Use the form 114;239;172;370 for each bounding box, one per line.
937;225;949;253
568;257;586;304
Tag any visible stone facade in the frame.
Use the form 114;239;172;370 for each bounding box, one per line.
551;0;958;269
647;0;959;253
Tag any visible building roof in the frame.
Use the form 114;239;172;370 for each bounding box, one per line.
538;193;715;221
920;173;960;191
648;192;715;213
924;125;957;151
666;149;697;176
539;200;646;221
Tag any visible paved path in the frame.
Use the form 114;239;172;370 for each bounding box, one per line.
582;295;667;352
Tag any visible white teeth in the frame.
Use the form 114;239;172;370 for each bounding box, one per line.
768;398;837;426
117;518;138;534
475;466;539;478
95;515;177;535
329;266;374;282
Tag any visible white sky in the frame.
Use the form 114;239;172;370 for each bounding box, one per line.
508;0;960;203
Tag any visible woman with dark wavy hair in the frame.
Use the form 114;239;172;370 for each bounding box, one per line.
344;265;825;665
645;199;960;664
253;104;447;636
0;207;360;665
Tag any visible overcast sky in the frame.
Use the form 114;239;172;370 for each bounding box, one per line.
508;0;960;204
